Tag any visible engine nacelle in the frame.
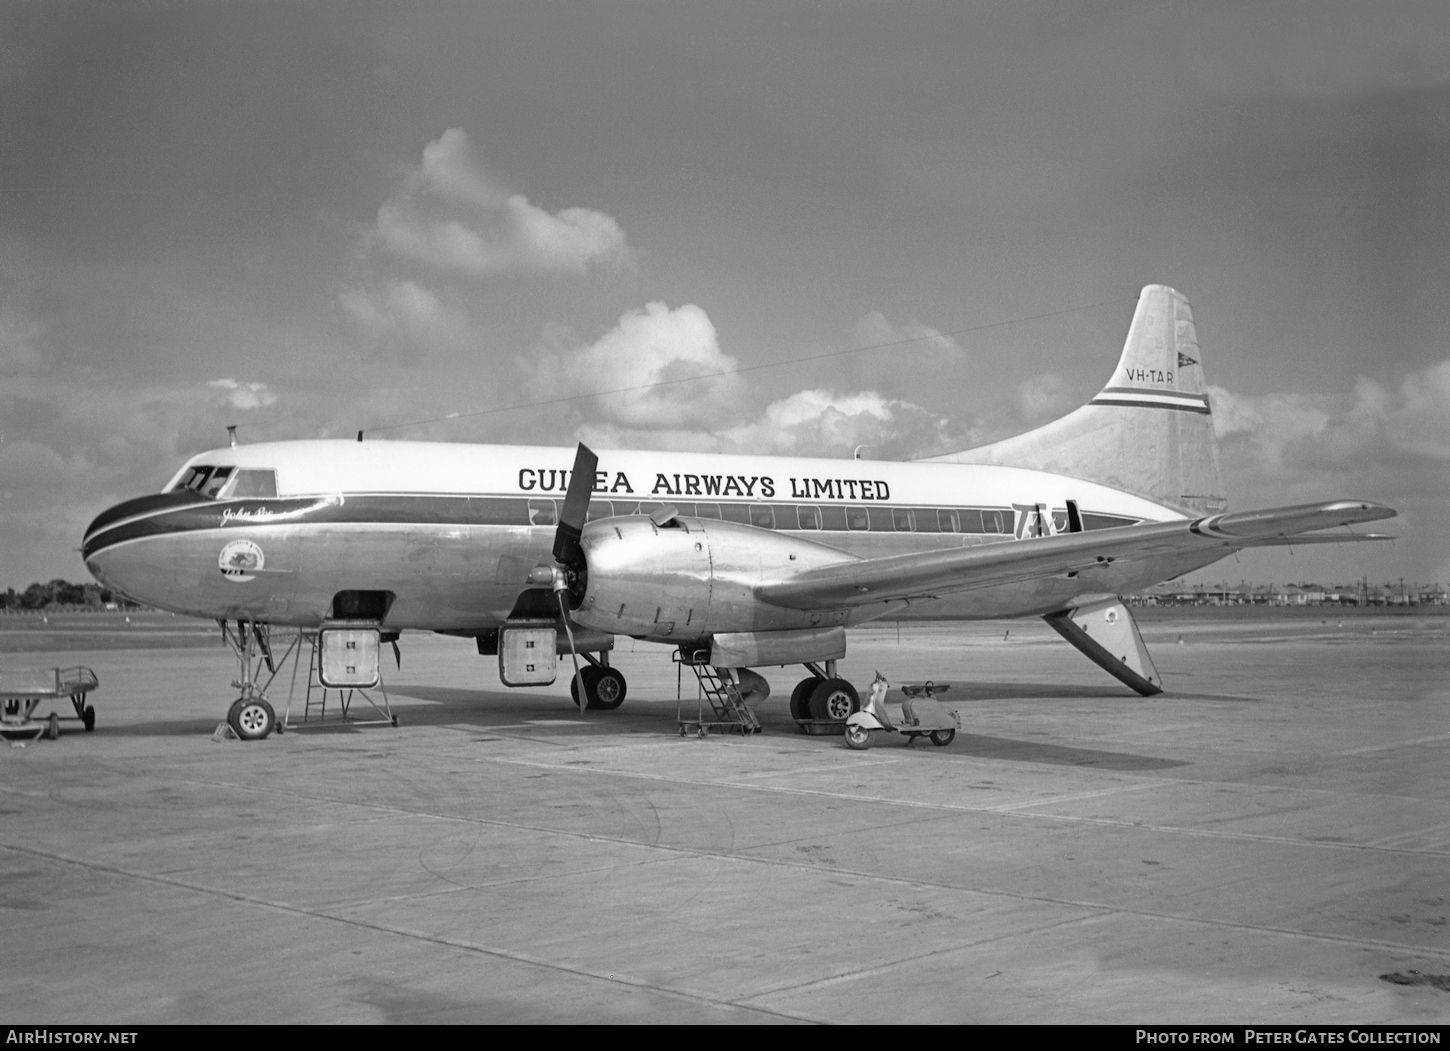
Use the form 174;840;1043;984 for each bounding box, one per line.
572;515;856;641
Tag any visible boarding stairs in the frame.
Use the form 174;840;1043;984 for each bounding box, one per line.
284;631;396;729
675;652;762;736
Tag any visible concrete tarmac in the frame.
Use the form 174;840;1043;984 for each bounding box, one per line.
3;614;1447;1023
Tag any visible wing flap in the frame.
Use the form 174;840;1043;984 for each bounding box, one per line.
754;500;1395;610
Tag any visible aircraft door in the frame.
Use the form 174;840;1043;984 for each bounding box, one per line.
1012;502;1056;539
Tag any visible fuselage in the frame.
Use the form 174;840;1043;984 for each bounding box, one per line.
83;439;1226;637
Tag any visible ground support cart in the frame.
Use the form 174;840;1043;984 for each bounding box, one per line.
844;682;960;751
0;666;98;742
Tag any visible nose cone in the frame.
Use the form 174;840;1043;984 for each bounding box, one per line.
83;491;210;561
82;490;215;605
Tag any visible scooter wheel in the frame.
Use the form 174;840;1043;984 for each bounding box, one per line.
929;729;956;746
844;723;872;751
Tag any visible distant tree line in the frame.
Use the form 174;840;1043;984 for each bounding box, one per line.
0;579;142;611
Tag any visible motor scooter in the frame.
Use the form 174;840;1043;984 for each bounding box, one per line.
844;674;959;750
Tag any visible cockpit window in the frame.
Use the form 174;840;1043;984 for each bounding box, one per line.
224;469;278;499
171;464;277;499
200;466;234;498
173;465;215;492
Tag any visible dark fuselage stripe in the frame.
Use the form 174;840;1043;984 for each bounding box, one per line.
83;494;1144;559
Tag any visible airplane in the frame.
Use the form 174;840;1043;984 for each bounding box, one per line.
81;285;1396;739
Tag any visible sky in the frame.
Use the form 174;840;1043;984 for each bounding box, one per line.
2;0;1448;589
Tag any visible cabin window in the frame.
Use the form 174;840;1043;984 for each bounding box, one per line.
224;469;278;499
912;508;939;533
749;505;775;529
797;505;821;530
983;509;1006;533
867;507;893;531
772;505;798;530
890;508;914;532
1052;511;1068;533
937;510;959;533
820;506;848;531
721;504;752;524
528;499;557;526
474;498;530;525
845;506;870;531
586;500;612;522
694;502;722;520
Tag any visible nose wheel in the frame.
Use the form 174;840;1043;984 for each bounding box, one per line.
227;697;276;740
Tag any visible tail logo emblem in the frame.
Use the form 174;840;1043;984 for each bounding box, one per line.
1178;352;1198;368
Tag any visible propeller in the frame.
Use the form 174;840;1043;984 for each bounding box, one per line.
529;443;598;718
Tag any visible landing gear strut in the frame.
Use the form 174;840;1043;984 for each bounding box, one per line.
219;619;299;740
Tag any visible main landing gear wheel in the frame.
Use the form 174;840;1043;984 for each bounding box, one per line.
808;678;859;721
227;697;276;740
45;713;60;741
82;706;95;732
844;722;872;751
571;667;628;711
789;678;816;722
929;729;956;747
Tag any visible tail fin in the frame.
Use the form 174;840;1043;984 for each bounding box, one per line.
927;285;1228;515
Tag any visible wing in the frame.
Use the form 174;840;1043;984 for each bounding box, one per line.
754;500;1396;610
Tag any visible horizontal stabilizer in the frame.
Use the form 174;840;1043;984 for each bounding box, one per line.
1190;501;1395;539
1242;533;1394;547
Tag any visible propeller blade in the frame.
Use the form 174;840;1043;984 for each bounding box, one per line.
557;589;587;719
553;443;598;567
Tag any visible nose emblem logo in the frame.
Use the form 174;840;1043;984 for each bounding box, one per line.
219;539;265;583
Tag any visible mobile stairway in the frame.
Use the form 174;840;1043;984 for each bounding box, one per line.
674;649;763;737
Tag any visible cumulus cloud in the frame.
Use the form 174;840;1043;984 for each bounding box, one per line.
373;129;633;275
726;389;959;458
1388;360;1450;461
1016;372;1073;424
848;312;966;392
1211;359;1450;475
338;280;470;348
518;301;971;459
574;388;962;460
207;378;277;411
521;302;744;429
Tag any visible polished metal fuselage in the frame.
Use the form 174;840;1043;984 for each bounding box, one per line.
82;439;1226;643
